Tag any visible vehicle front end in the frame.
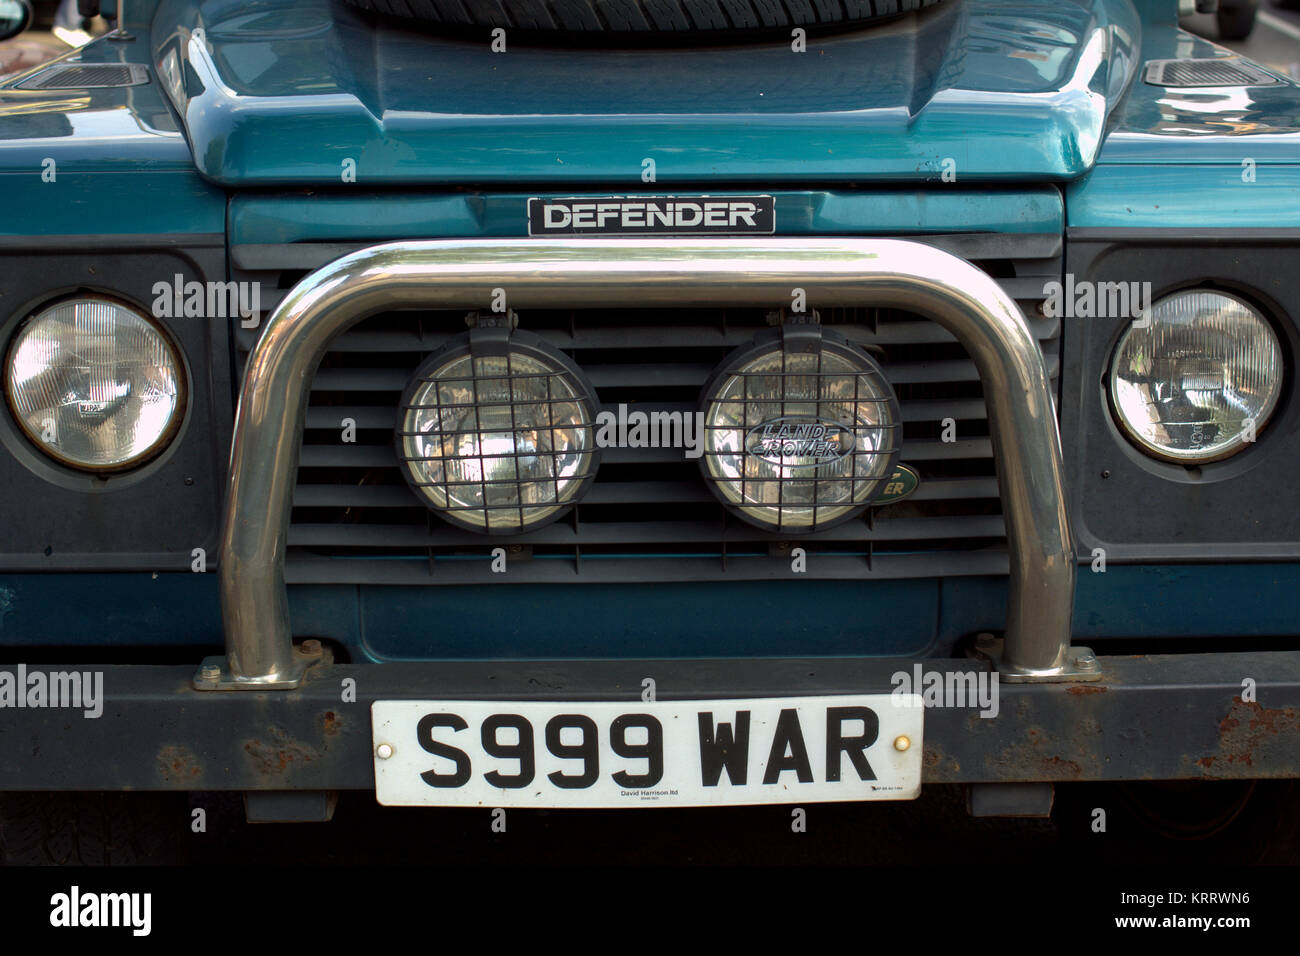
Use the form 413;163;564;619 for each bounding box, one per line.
0;0;1298;847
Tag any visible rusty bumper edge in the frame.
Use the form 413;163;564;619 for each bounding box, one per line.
0;651;1297;791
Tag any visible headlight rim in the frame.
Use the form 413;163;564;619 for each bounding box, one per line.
1105;286;1285;467
394;328;602;535
3;293;191;475
696;325;903;534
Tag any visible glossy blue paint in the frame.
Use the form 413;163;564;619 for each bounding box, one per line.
0;38;188;170
152;0;1140;186
230;188;1064;244
1096;22;1300;167
1066;163;1300;229
1064;11;1300;227
0;30;226;235
1129;0;1179;25
0;169;226;236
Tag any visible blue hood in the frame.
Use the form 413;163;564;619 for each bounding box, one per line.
151;0;1141;187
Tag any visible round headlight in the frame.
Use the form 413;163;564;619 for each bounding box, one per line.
4;298;187;472
699;328;901;532
396;331;599;533
1109;290;1283;463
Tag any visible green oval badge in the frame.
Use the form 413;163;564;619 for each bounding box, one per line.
875;464;920;505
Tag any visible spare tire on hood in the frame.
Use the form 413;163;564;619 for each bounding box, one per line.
342;0;947;35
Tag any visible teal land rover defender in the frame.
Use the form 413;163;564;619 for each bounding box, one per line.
0;0;1298;860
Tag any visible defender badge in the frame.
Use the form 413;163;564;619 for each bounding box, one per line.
528;195;776;236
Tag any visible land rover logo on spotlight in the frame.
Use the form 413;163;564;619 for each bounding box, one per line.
527;196;776;236
746;417;855;468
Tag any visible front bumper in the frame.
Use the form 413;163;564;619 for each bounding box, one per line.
2;652;1297;790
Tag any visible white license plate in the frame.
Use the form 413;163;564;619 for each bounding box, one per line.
372;694;922;808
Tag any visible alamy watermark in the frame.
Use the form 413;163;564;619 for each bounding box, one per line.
151;273;261;327
1042;275;1152;324
593;404;705;459
891;664;999;719
0;665;102;719
49;886;150;936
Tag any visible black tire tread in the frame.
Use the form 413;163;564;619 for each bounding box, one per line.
0;792;185;866
345;0;943;32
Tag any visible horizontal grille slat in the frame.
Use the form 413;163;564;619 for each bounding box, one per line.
306;355;1058;392
290;476;1001;509
994;277;1056;299
237;316;1060;353
282;550;1012;585
287;515;1006;548
302;396;993;430
858;438;993;461
296;436;998;468
232;231;1061;585
231;233;1064;273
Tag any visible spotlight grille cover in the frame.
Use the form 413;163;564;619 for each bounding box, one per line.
699;327;902;533
395;331;600;534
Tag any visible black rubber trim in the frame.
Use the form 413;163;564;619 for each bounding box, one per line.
0;234;226;250
1067;227;1300;242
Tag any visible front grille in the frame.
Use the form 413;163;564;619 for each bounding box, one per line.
231;233;1061;585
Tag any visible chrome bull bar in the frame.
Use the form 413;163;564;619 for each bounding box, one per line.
198;238;1095;690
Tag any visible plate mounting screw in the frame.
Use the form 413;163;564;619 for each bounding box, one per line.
893;735;911;752
375;743;394;760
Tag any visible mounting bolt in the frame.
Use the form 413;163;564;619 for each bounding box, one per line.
301;639;323;656
974;632;997;650
198;663;221;681
375;743;394;760
1076;651;1099;671
894;736;911;752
